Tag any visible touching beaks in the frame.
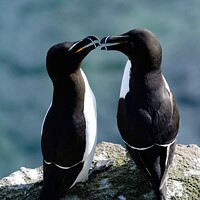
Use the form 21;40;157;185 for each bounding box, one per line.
67;34;130;53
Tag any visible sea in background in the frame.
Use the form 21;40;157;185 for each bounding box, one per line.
0;0;200;178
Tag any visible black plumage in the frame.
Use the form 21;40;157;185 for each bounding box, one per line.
101;29;180;199
39;36;99;199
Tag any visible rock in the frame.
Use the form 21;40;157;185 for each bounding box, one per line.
0;142;200;200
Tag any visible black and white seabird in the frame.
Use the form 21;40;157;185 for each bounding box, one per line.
39;36;100;199
101;29;180;199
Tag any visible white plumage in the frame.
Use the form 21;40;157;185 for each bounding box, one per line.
119;60;131;98
71;69;97;186
41;69;97;188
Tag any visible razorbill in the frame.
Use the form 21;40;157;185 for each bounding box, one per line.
39;36;100;199
101;29;180;200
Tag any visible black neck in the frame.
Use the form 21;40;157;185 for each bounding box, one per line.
129;61;162;93
51;70;85;115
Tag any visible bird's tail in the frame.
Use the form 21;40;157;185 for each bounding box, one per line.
153;181;167;200
126;142;176;200
38;162;84;200
154;141;176;200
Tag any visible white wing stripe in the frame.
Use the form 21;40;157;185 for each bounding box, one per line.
124;138;176;151
155;139;176;147
44;159;82;170
124;140;154;150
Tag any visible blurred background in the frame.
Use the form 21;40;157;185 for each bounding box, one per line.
0;0;200;178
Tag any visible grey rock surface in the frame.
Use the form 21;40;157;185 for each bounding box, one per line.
0;142;200;199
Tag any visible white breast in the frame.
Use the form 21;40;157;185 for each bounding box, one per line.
81;69;97;161
71;69;97;186
162;74;170;92
120;60;131;98
41;70;97;157
41;69;97;186
162;74;173;112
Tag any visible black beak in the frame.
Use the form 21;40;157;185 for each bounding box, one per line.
69;36;100;53
100;35;129;50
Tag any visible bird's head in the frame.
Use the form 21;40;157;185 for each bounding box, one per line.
46;36;100;81
101;29;162;72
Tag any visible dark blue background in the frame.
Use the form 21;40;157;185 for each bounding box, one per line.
0;0;200;178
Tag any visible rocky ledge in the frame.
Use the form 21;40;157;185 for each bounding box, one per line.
0;142;200;200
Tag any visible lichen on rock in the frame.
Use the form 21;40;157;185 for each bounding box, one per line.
0;142;200;199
